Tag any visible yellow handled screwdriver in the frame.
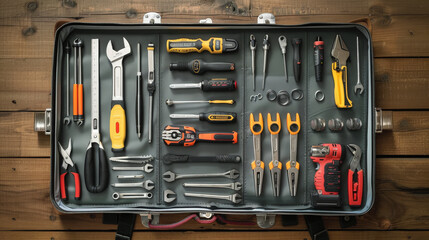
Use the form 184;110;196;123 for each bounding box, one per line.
167;37;238;54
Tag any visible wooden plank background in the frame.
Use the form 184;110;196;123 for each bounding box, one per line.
1;0;428;239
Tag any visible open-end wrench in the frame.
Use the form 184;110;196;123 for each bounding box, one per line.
184;192;242;204
354;36;364;95
163;169;239;183
111;180;154;190
183;182;242;191
63;42;71;125
164;189;176;203
112;192;152;200
112;164;154;173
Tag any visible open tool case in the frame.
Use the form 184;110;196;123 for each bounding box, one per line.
47;16;374;228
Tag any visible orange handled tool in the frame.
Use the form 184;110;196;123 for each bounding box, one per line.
72;38;84;126
250;113;264;196
162;125;238;147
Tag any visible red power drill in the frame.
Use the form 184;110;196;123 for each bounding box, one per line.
310;143;345;207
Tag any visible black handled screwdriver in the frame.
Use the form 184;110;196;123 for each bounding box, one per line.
169;78;236;92
292;38;302;82
136;43;143;138
169;111;237;123
163;154;241;165
170;59;235;75
314;36;324;82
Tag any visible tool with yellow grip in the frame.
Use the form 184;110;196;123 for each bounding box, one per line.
167;37;238;54
286;113;301;197
267;113;282;197
106;38;131;152
250;113;264;196
331;34;352;108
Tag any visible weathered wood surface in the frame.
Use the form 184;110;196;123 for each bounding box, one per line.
0;0;428;238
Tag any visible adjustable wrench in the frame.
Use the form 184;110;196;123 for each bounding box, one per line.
106;37;131;151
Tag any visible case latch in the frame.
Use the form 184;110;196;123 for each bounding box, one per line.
34;108;51;135
140;213;159;228
375;108;393;133
143;12;161;24
256;214;276;228
257;13;275;24
199;18;213;24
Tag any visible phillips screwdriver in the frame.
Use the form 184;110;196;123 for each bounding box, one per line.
314;36;324;82
170;59;235;75
163;153;241;165
170;111;237;123
169;78;236;92
165;99;234;106
136;43;143;139
292;38;302;82
167;37;238;54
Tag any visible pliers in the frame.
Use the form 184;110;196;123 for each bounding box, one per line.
331;34;352;108
267;113;282;197
286;113;301;196
58;139;81;200
347;144;363;206
250;113;264;196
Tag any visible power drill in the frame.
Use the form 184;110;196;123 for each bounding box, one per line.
310;143;345;207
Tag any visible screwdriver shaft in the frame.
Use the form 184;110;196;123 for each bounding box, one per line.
169;83;201;89
170;114;199;119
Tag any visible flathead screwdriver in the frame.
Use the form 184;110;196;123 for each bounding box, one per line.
170;111;237;123
169;79;236;92
136;43;143;139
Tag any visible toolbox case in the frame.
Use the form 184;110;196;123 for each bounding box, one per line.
46;15;374;228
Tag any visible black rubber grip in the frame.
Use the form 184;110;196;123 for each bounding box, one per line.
84;142;109;193
314;37;324;82
200;111;237;123
201;79;236;91
292;38;302;82
136;75;143;135
170;59;234;75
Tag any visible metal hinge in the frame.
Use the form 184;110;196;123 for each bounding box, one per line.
143;12;161;24
34;108;51;135
375;108;393;133
199;18;213;24
199;212;214;219
140;213;160;228
256;214;276;228
257;13;275;24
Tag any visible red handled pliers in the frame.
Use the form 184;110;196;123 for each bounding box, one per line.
58;139;81;200
347;144;363;206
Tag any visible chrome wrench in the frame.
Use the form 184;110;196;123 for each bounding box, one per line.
184;192;242;204
111;180;154;190
112;164;154;173
183;182;242;191
163;169;239;183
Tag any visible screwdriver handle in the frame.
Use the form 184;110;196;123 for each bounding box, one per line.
200;111;237;123
208;100;235;105
162;154;241;165
170;59;235;75
167;38;238;54
110;102;126;151
197;131;238;144
73;83;84;122
292;38;302;82
202;79;237;91
314;37;324;82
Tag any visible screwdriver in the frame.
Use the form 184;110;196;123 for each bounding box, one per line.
314;36;324;82
136;43;143;139
292;38;302;82
166;99;235;106
170;111;237;123
170;59;235;75
167;37;238;54
169;78;236;92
